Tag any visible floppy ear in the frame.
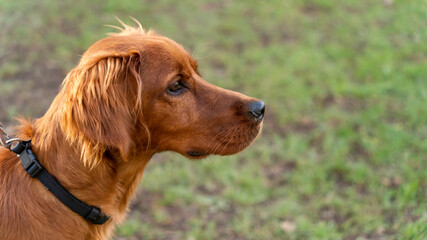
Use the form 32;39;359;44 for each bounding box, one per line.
61;54;142;168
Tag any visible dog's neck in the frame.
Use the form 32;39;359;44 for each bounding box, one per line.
24;105;154;224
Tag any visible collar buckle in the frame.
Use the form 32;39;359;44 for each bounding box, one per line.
19;141;44;178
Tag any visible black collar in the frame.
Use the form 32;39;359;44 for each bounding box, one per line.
12;141;110;225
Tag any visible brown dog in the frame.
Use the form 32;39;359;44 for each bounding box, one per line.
0;22;264;239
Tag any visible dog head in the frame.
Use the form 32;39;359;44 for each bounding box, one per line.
61;23;264;167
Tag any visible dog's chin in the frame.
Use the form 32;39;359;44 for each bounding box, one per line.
180;123;263;160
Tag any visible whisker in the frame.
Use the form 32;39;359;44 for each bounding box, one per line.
219;135;234;156
211;129;233;154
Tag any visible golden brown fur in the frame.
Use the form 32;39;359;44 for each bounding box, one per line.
0;22;263;240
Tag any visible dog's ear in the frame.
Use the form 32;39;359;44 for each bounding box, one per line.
61;54;143;168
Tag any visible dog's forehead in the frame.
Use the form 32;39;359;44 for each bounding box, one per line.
145;36;196;70
82;34;195;71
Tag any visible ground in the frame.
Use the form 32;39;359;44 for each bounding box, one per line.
0;0;426;239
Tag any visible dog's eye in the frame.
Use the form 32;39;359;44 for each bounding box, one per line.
167;81;184;95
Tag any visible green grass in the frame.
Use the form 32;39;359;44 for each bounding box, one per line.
1;0;426;239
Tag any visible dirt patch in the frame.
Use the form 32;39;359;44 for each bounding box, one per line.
349;140;371;160
299;2;332;16
288;116;317;134
318;206;352;226
263;111;317;138
128;188;249;240
264;159;296;187
319;93;367;113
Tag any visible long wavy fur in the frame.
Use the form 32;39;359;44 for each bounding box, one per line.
61;20;151;169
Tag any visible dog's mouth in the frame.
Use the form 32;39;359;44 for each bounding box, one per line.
186;151;208;158
181;120;263;160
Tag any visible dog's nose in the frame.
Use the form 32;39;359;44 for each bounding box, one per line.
248;100;265;121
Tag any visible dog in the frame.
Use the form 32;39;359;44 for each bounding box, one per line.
0;21;264;239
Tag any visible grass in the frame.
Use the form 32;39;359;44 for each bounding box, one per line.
1;0;426;239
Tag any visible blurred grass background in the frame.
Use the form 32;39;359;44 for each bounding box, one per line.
1;0;426;239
